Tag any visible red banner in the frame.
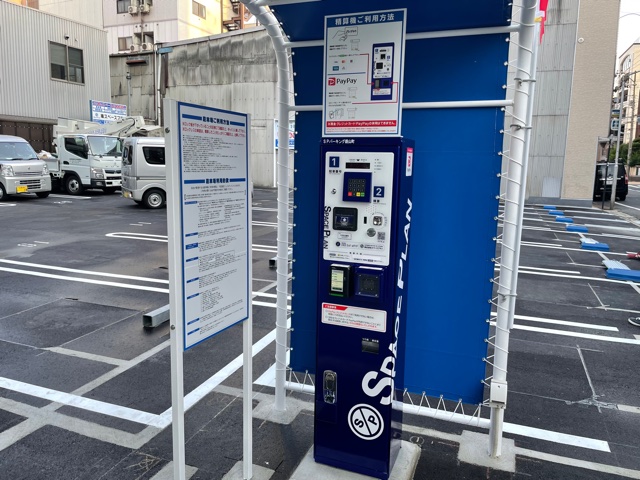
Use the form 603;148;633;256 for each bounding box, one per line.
539;0;549;42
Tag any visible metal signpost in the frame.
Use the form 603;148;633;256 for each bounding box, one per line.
165;99;252;480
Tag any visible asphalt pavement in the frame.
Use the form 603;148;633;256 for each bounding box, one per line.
0;187;639;479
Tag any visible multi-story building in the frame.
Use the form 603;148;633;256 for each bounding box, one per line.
616;42;640;148
514;0;620;205
15;0;254;55
0;1;111;151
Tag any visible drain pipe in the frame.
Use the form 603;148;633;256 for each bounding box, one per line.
240;0;291;413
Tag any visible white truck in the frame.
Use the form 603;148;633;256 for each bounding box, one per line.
46;116;161;195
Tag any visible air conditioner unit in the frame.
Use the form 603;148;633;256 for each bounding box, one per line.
130;44;141;53
138;3;151;13
128;5;138;15
141;43;152;51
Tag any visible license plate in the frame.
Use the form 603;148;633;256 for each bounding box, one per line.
606;179;613;185
16;185;28;193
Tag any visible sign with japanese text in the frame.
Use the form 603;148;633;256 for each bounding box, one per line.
171;102;251;350
90;100;127;124
323;9;406;136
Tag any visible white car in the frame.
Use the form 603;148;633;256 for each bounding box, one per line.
0;135;52;201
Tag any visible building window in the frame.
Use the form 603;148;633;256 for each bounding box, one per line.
622;55;632;73
50;42;84;84
192;0;206;19
118;37;133;51
117;0;129;14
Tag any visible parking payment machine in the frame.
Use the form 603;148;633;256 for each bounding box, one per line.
315;137;414;479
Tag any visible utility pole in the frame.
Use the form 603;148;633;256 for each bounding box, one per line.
609;72;624;209
628;72;637;165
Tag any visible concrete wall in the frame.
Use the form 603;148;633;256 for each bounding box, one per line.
561;0;620;201
110;28;293;188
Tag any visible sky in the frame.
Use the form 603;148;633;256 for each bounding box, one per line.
618;0;640;58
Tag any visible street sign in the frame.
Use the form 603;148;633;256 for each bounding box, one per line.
90;100;127;124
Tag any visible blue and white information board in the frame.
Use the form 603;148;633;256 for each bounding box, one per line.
323;9;406;136
170;102;251;350
90;100;127;124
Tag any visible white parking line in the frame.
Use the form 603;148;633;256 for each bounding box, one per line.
48;194;92;199
0;328;277;429
490;312;618;332
618;203;640;212
492;322;640;345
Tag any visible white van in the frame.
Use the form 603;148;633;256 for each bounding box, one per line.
0;135;52;201
121;137;166;209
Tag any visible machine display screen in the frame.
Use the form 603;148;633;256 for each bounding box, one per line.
345;162;371;170
333;207;358;231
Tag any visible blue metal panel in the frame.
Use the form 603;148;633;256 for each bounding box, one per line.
273;1;512;41
286;3;510;405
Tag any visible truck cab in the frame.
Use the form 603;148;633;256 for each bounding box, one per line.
121;137;166;208
0;135;52;201
49;134;123;195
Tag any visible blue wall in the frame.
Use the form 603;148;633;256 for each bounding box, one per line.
279;2;510;405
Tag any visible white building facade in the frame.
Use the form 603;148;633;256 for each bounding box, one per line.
0;2;111;150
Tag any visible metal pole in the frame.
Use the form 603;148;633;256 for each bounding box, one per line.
609;74;625;209
489;0;537;458
507;20;540;333
240;0;291;413
628;74;636;165
126;71;132;115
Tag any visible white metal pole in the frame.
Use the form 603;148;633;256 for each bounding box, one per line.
489;0;537;458
240;0;291;412
243;118;254;480
165;98;186;480
507;21;540;332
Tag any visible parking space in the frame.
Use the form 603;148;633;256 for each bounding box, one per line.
0;187;640;478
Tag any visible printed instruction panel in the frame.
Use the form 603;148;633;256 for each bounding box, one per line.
178;103;250;350
323;9;406;136
322;303;387;332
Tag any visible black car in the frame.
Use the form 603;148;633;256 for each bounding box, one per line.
593;162;628;201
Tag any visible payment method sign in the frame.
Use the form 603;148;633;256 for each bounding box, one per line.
323;9;406;136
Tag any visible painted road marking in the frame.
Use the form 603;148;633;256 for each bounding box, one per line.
49;194;92;199
0;329;276;430
0;259;170;284
618;203;640;212
490;312;618;332
492;322;640;345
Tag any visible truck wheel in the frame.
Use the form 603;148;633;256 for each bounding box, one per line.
65;175;83;195
36;192;50;198
0;184;6;201
618;194;627;201
143;189;165;209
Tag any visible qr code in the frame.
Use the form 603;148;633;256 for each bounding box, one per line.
377;232;386;241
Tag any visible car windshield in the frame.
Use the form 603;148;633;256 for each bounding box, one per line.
0;142;38;161
597;164;624;177
87;136;123;157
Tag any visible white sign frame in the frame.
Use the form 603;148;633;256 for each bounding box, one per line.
165;99;253;480
169;102;251;350
323;9;407;136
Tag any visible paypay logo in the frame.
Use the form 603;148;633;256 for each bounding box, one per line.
328;78;336;86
